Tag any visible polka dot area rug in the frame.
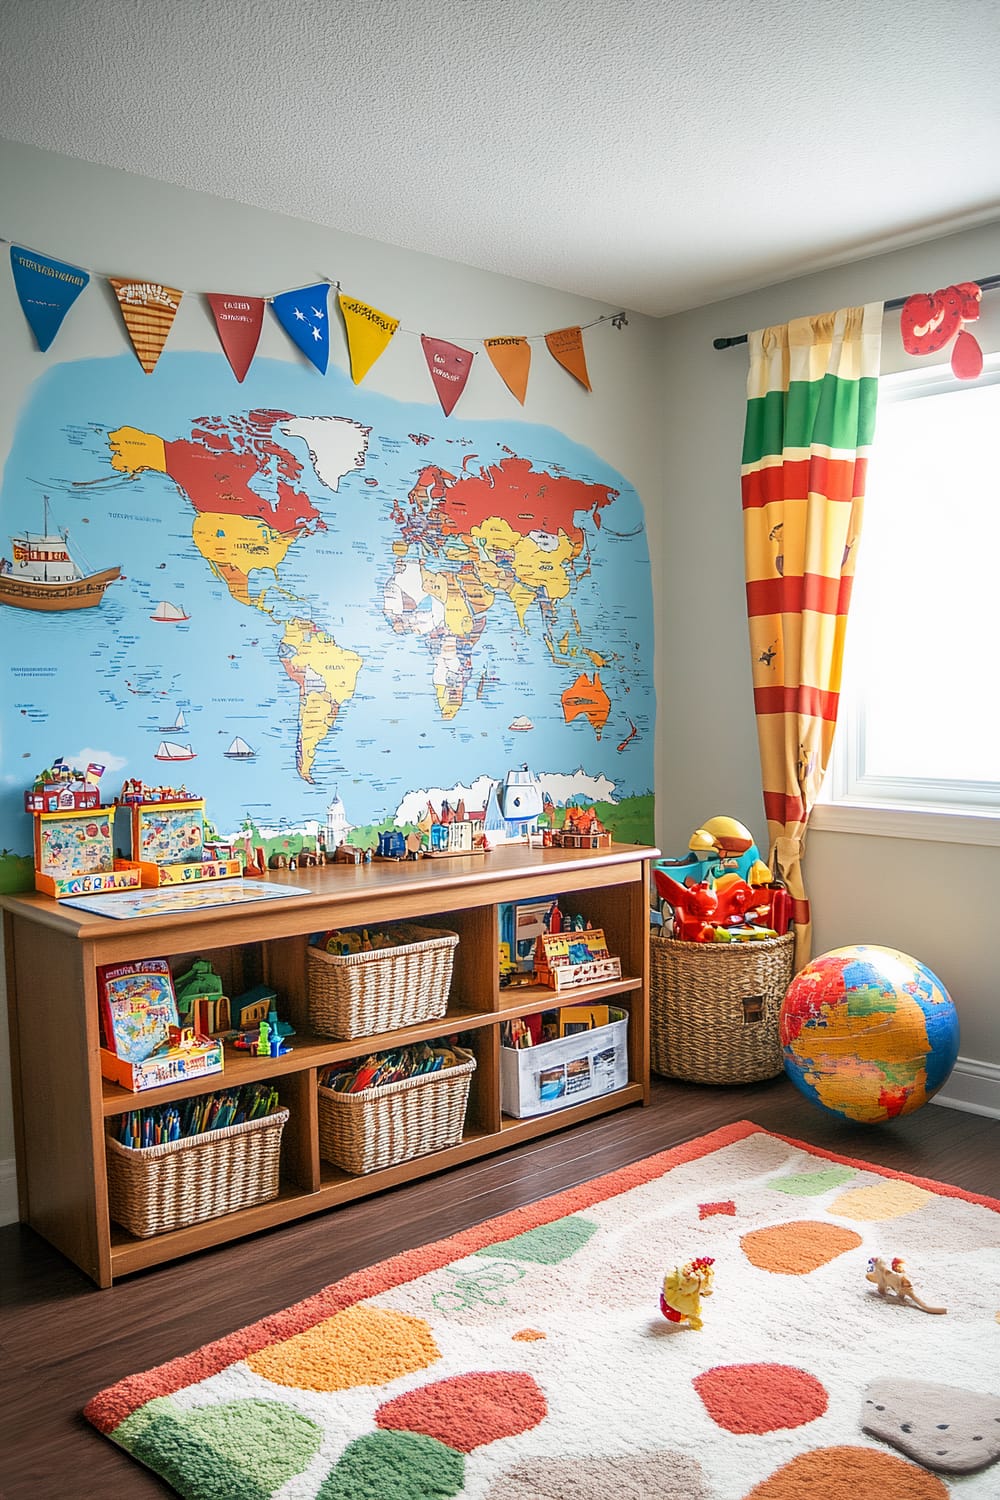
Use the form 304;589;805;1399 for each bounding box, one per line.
85;1121;1000;1499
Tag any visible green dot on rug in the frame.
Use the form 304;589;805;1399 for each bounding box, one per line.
318;1430;465;1500
113;1395;323;1499
767;1167;856;1197
474;1214;598;1264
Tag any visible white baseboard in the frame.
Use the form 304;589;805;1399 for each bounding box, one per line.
932;1055;1000;1119
0;1156;18;1226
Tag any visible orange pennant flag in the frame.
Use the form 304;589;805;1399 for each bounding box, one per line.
108;277;183;374
544;325;591;391
484;336;531;404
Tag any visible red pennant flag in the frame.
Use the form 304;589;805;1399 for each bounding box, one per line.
544;325;591;391
205;294;265;382
421;335;475;416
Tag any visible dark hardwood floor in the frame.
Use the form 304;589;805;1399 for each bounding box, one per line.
2;1076;999;1499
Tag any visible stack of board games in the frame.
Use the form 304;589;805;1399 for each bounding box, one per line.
98;957;223;1092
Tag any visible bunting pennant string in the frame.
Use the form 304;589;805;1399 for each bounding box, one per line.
484;335;531;404
270;282;331;373
421;335;475;416
338;293;400;383
108;277;183;374
2;231;628;399
205;293;265;382
9;245;89;351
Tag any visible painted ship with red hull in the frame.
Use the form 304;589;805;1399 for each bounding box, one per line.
0;500;120;612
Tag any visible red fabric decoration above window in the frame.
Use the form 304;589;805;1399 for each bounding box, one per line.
899;282;983;379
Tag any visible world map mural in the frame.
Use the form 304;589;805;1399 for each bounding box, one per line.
0;353;653;888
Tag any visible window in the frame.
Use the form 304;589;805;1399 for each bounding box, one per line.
815;354;1000;845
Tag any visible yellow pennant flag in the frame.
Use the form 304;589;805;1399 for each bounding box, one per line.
484;336;531;404
108;277;183;374
338;293;399;383
544;325;592;391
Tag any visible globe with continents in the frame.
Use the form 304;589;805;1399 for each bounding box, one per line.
780;945;959;1123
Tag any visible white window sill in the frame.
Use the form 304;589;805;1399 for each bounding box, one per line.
811;800;1000;847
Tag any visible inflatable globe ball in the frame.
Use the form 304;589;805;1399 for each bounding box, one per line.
779;945;959;1124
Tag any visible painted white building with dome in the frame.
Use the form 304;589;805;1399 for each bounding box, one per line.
325;794;352;850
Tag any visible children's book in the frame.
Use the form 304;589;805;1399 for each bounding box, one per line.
97;957;179;1063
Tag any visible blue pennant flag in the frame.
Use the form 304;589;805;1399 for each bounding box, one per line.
270;282;331;373
10;245;90;351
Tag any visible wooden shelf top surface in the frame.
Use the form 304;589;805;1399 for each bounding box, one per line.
1;842;659;944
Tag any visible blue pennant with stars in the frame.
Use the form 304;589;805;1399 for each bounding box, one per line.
270;282;330;373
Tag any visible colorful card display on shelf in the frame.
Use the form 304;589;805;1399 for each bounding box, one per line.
533;927;622;990
101;1028;224;1093
32;805;141;899
97;956;224;1091
129;798;243;886
97;957;179;1063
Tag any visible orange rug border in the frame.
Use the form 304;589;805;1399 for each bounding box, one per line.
84;1118;1000;1435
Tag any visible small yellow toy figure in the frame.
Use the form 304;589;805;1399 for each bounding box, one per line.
660;1256;715;1329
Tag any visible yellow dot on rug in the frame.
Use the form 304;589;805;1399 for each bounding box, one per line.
741;1221;862;1274
827;1180;932;1221
512;1329;547;1342
246;1306;440;1391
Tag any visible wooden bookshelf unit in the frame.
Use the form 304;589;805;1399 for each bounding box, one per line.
2;842;657;1287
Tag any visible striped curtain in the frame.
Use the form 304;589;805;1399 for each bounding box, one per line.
742;303;882;970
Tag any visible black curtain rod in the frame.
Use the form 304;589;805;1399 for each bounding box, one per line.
712;273;1000;350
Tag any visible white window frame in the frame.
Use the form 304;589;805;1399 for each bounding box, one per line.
813;353;1000;848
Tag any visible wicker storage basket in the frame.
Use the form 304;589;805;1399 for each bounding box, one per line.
650;932;795;1084
105;1108;289;1238
318;1048;476;1174
307;924;458;1039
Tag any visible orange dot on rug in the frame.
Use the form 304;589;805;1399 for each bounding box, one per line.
694;1363;828;1433
744;1444;948;1499
245;1306;439;1391
740;1221;862;1274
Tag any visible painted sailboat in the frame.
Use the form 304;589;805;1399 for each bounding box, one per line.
0;498;120;612
160;710;186;733
224;736;255;760
150;600;190;623
154;740;196;761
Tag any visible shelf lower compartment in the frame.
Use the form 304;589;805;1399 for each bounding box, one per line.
106;1084;644;1277
100;981;644;1115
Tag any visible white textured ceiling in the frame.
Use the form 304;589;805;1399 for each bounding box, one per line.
3;0;999;317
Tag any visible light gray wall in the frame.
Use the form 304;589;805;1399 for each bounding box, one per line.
655;220;1000;1095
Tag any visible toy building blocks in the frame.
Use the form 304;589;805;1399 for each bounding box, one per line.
174;958;231;1035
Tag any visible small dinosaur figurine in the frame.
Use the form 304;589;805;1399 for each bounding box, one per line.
865;1256;947;1315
